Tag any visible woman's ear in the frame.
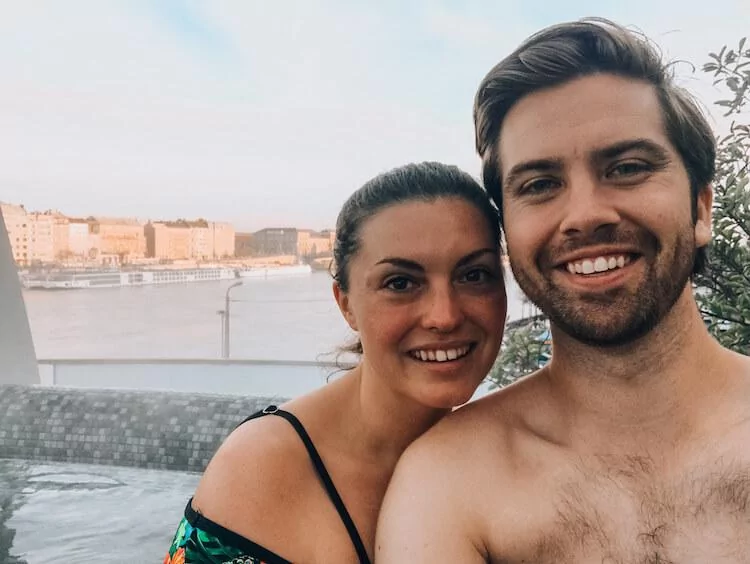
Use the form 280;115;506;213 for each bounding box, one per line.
333;281;358;331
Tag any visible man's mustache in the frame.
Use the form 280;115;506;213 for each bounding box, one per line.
538;228;658;267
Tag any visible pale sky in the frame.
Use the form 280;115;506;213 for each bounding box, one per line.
1;1;748;232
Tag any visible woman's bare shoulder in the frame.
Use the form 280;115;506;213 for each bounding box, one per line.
191;410;316;551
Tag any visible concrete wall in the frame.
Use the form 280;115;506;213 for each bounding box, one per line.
37;358;344;397
0;385;288;473
0;214;39;385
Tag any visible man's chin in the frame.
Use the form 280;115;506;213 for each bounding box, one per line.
550;313;659;348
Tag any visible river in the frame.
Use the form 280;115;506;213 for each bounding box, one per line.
22;270;532;362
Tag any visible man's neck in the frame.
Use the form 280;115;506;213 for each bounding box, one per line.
543;287;734;451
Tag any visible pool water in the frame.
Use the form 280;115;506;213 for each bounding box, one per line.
0;459;200;563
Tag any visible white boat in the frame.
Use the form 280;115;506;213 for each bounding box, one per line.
238;264;312;279
25;267;238;290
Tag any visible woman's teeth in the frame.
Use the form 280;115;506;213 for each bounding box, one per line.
410;345;471;363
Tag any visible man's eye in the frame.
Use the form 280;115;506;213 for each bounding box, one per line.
519;177;559;195
384;277;415;292
608;161;652;178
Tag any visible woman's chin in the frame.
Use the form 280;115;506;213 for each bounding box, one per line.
414;385;479;412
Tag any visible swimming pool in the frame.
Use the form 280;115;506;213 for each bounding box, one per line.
0;458;200;563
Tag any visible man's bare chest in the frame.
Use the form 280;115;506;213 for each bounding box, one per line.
512;455;750;563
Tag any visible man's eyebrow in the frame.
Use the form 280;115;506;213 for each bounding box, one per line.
503;158;563;190
592;138;671;162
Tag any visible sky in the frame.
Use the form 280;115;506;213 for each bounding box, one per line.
1;1;748;232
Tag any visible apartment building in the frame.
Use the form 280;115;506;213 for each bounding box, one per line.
250;227;334;258
210;222;235;259
67;219;97;259
297;229;335;258
26;212;55;264
145;220;235;261
3;201;237;265
89;218;146;261
251;228;299;256
235;232;254;257
0;203;29;265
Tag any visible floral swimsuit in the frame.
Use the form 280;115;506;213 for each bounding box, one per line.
164;406;371;564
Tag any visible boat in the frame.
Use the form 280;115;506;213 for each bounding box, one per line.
238;264;312;279
23;267;238;290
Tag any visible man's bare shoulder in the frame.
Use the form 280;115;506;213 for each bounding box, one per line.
377;374;557;562
414;372;550;451
395;371;555;492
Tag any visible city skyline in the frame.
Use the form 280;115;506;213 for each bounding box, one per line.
1;199;336;266
0;199;335;234
2;2;748;231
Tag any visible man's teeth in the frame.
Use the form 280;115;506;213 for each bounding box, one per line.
411;345;471;363
566;255;629;275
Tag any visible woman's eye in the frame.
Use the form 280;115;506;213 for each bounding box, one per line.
384;276;415;292
460;268;493;284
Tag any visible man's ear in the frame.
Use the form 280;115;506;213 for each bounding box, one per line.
333;281;358;331
694;184;714;248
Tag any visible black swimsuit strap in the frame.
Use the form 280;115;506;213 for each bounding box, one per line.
241;406;372;564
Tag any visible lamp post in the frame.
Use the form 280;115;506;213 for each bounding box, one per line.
217;309;225;357
222;280;243;359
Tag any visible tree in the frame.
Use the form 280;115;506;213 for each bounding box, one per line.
694;38;750;355
487;309;550;390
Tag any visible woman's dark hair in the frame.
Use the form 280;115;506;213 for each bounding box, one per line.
331;161;502;358
474;17;715;275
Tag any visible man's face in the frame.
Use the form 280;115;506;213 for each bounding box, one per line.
497;74;712;346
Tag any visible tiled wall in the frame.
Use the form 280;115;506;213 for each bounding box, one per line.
0;385;288;473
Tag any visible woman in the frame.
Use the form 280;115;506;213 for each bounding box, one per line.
164;161;508;563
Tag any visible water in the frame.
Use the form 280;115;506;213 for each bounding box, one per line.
22;270;531;361
8;271;532;562
0;459;199;564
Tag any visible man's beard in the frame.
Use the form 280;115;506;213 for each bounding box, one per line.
510;227;697;347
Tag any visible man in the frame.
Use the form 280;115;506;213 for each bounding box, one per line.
375;18;750;563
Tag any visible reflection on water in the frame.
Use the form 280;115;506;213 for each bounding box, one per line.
0;461;27;564
0;459;199;563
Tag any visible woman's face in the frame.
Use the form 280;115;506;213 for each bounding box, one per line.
335;197;507;409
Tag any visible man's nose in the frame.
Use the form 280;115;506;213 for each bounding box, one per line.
558;174;621;237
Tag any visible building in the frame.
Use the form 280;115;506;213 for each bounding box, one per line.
0;203;29;266
144;222;165;259
89;217;146;262
210;222;235;259
145;222;190;260
50;213;70;261
67;219;97;259
26;212;55;264
0;205;77;266
186;219;235;260
297;229;335;259
145;219;235;261
250;227;335;258
2;202;235;265
235;232;254;257
251;228;300;256
189;221;211;260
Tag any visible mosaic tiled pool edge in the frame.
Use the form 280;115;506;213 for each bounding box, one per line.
0;385;288;473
